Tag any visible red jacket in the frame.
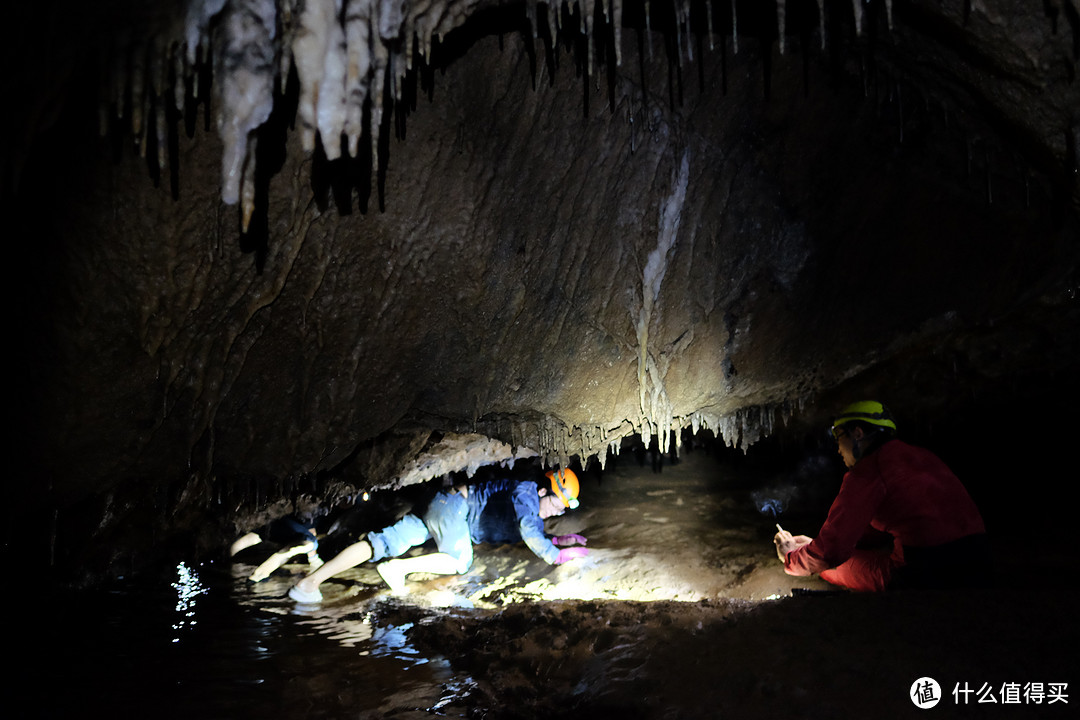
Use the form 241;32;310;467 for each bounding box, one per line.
785;439;986;576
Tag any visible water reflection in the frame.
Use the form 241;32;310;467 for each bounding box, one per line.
170;561;208;642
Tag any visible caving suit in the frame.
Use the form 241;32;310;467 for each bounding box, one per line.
784;439;989;592
366;478;560;573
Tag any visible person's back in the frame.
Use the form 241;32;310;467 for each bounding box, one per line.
856;439;986;548
467;477;541;543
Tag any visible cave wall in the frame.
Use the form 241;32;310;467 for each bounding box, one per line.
5;0;1078;583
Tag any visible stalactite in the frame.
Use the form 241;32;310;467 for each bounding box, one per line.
583;0;596;76
315;0;348;161
171;43;187;116
130;42;146;143
817;0;826;50
852;0;864;37
679;0;692;64
612;0;624;66
185;0;227;66
215;0;276;207
645;0;654;59
293;0;335;154
241;135;258;232
546;0;559;54
705;0;714;51
525;0;537;39
633;151;689;455
370;7;390;179
79;1;963;470
148;39;165;171
344;1;372;157
731;0;739;55
777;0;787;55
106;0;914;222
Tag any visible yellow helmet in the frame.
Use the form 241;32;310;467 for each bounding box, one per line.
832;401;897;437
545;469;580;509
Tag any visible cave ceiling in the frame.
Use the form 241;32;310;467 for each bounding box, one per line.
4;1;1078;574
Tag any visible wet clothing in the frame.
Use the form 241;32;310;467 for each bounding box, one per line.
784;439;988;592
466;478;559;565
257;515;317;550
367;479;559;573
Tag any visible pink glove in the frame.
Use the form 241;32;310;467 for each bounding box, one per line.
552;534;588;547
555;547;589;564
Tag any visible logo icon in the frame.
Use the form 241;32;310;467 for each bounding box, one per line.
911;677;942;709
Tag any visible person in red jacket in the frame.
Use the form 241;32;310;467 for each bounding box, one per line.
774;401;990;592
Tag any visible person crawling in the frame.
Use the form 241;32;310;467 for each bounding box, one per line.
287;466;589;602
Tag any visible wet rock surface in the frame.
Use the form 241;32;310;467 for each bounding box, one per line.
398;590;1076;719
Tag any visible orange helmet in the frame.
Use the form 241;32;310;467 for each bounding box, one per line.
545;469;580;509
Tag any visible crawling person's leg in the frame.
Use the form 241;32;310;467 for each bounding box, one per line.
289;540;375;599
289;513;430;602
249;539;318;582
376;490;473;593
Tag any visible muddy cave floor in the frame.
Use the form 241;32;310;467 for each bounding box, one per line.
28;450;1079;719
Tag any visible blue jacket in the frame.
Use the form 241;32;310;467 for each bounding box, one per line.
467;479;560;564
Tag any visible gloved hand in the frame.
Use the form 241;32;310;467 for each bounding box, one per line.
555;546;589;564
552;533;588;547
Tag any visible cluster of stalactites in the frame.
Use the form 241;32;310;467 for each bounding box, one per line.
487;397;806;476
694;398;806;453
99;0;620;232
101;0;897;230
